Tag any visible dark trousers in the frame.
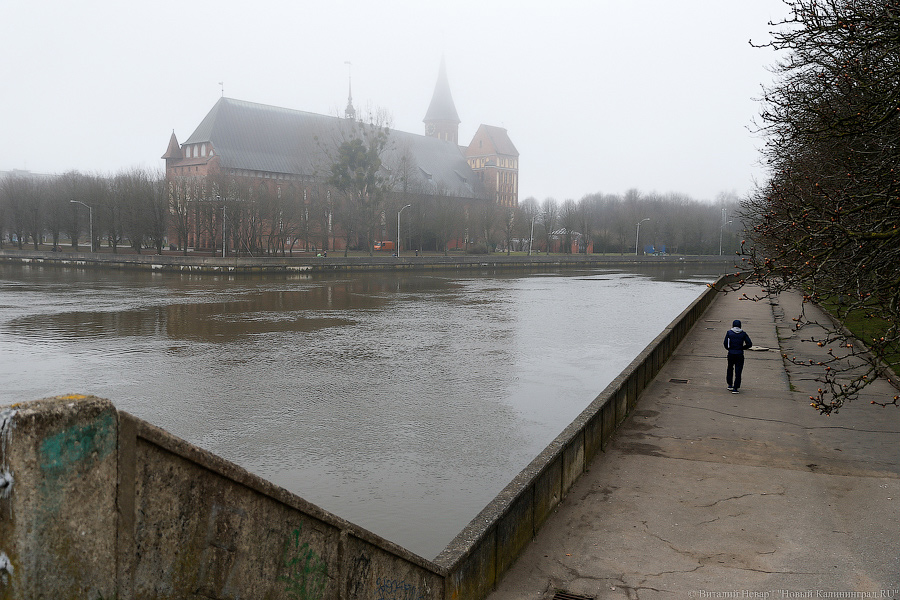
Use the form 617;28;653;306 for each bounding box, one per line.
726;353;745;390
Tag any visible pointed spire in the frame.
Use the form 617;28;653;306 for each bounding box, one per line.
344;61;356;120
424;56;460;125
161;130;183;160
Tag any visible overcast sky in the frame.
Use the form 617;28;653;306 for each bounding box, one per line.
1;0;789;202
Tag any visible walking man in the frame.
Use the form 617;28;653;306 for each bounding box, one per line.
724;319;752;393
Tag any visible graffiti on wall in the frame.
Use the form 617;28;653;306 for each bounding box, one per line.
346;553;371;599
375;577;428;600
279;525;328;600
39;411;115;476
38;411;115;512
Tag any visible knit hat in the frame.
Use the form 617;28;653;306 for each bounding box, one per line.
733;319;741;328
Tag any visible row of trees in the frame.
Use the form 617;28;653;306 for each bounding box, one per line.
0;169;167;254
742;0;899;413
514;191;743;256
0;165;744;257
363;190;744;258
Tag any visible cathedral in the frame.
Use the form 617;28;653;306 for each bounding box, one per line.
162;59;518;208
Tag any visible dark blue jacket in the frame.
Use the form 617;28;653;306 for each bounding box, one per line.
724;328;752;355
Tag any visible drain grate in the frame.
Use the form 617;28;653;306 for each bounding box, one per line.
669;378;689;384
553;593;595;600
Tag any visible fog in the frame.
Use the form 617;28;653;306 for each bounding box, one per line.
1;0;787;202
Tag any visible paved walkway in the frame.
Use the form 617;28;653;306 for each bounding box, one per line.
488;286;899;599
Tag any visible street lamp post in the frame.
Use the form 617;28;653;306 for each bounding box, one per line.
635;218;650;256
720;218;734;256
223;204;226;258
70;200;93;252
528;214;536;256
719;208;726;256
217;195;226;258
397;204;411;257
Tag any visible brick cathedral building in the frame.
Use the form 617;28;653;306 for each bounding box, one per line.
162;59;518;251
419;59;520;208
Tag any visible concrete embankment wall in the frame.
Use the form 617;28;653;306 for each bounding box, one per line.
0;248;733;274
0;396;444;600
432;274;732;598
0;274;734;599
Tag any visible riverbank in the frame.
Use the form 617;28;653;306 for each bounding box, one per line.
488;285;900;598
0;248;738;274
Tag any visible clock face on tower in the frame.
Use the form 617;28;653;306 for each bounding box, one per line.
425;123;436;135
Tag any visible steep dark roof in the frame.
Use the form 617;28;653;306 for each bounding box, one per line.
423;57;461;125
182;97;475;197
161;131;182;160
467;124;519;158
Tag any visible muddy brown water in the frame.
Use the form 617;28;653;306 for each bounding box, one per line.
0;263;723;558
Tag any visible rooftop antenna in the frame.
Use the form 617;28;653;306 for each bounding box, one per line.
219;81;224;97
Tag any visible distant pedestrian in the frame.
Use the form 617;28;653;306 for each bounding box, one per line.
724;319;752;394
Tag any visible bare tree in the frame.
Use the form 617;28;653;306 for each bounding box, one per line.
742;0;900;413
516;196;540;253
501;206;516;254
429;187;461;255
115;168;164;254
471;200;499;253
576;195;597;254
168;176;202;254
24;178;43;249
146;172;168;254
559;199;578;254
276;183;305;256
42;175;65;250
1;175;31;249
389;144;425;254
540;197;558;255
0;181;6;249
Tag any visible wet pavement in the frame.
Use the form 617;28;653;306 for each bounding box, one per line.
488;286;900;599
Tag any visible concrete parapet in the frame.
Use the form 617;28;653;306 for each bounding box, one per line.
0;395;445;600
0;395;118;600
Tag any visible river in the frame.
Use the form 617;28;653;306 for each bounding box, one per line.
0;262;724;558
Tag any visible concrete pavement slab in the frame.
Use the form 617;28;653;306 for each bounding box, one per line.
487;286;899;599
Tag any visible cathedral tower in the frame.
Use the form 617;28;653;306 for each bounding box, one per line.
423;57;460;144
